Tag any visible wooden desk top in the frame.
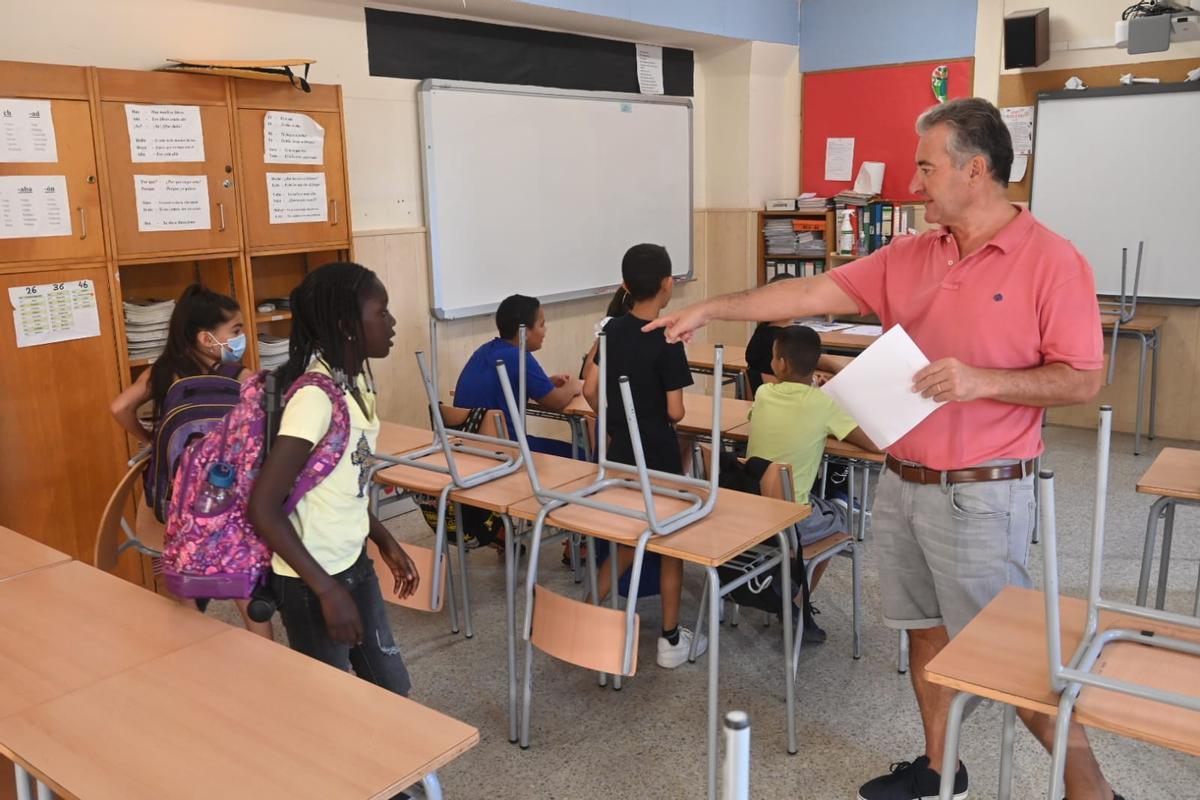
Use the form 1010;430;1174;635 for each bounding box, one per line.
925;586;1200;725
1136;448;1200;500
450;453;597;514
0;561;225;721
510;477;808;567
376;421;433;456
686;343;748;371
1100;313;1166;334
0;526;70;583
818;329;877;352
374;448;517;496
0;629;480;800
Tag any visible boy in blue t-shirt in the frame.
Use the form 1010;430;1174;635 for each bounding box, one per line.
454;294;581;456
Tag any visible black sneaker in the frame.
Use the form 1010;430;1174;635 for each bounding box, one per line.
802;604;827;645
857;755;968;800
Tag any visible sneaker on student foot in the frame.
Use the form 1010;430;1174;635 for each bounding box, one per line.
802;605;827;645
857;755;967;800
657;626;707;669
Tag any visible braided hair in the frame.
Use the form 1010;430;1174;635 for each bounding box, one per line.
275;262;381;410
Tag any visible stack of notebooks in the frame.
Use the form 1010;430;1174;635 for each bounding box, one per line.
123;299;175;362
257;334;289;369
795;194;828;212
832;190;878;207
765;219;826;256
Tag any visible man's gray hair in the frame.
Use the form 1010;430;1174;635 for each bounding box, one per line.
916;98;1014;188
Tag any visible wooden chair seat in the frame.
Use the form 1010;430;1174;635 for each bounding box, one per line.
801;531;852;562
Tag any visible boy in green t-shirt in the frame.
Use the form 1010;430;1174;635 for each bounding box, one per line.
746;325;879;641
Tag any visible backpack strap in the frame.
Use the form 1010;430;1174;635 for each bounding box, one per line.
280;372;353;515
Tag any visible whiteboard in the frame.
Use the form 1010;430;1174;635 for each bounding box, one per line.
419;80;693;320
1030;84;1200;301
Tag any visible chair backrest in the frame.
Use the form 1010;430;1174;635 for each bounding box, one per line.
366;539;448;612
94;459;147;572
529;585;640;676
696;444;793;503
480;409;506;441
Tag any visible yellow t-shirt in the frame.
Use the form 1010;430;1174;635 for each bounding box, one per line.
271;362;379;578
745;381;858;504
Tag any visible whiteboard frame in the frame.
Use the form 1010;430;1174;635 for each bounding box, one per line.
1029;81;1200;305
419;78;694;321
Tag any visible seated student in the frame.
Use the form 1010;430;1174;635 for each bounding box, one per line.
583;243;706;668
746;325;879;641
455;294;580;457
744;273;798;394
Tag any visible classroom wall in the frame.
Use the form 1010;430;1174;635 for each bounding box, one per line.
798;0;978;72
514;0;801;45
3;0;797;428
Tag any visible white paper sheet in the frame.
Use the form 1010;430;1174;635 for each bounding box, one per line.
635;43;664;95
267;172;328;224
820;325;942;449
0;98;58;163
1009;155;1028;183
795;317;853;332
824;137;854;181
853;161;886;194
9;278;100;348
133;174;211;232
264;111;325;164
125;104;205;162
842;324;883;337
0;175;71;239
1000;106;1034;156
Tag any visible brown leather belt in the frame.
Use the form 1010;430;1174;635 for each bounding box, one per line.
885;455;1036;485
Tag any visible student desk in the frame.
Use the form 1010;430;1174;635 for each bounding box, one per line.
817;328;878;355
724;423;884;542
686;343;749;399
0;526;69;583
0;627;479;800
374;449;597;743
1101;313;1164;456
508;481;809;800
1134;447;1200;614
925;586;1200;799
376;421;434;456
559;393;755;458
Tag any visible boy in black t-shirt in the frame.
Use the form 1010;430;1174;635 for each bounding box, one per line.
744;273;797;394
583;243;707;669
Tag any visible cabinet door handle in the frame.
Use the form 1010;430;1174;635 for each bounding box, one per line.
217;201;226;232
330;198;339;225
77;207;87;240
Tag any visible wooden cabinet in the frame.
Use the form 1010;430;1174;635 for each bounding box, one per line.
233;82;350;251
0;265;138;582
0;62;107;267
95;69;241;258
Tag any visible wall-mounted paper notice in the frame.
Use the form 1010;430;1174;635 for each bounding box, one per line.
0;98;58;162
824;137;854;181
1009;155;1028;183
125;104;205;162
267;172;328;224
264;111;325;164
636;44;664;95
133;175;211;232
1000;106;1034;156
0;175;71;239
820;325;943;449
9;279;100;348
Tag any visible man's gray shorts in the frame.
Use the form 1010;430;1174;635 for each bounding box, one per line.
872;465;1036;638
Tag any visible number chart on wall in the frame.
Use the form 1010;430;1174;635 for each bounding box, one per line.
8;279;100;348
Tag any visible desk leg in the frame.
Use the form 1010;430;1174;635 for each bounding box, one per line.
1156;502;1176;610
421;772;444;800
586;536;608;688
998;703;1017;800
938;692;972;800
897;629;909;674
14;764;33;800
453;502;474;638
1134;332;1148;456
1137;497;1168;605
777;531;798;757
846;466;858;542
1149;331;1160;440
610;552;622;691
857;464;871;542
706;566;721;800
503;516;519;743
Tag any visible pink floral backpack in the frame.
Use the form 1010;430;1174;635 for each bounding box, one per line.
162;370;350;600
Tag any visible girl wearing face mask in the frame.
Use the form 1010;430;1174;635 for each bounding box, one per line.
110;284;271;638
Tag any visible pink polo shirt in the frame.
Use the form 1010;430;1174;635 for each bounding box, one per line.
828;206;1103;470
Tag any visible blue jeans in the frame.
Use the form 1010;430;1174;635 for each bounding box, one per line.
271;548;412;697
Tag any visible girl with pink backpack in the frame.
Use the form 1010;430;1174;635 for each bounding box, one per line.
248;262;419;697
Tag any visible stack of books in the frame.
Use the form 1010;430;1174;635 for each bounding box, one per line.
123;299;175;362
257;333;289;369
764;219;802;255
795;193;828;212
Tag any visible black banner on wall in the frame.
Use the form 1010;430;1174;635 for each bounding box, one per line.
365;8;694;96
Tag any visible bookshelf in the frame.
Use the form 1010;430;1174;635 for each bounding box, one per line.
756;209;834;287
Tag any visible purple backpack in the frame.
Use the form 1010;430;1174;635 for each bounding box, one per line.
162;370;351;600
144;362;243;523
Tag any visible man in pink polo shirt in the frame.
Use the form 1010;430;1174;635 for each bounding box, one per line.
648;98;1119;800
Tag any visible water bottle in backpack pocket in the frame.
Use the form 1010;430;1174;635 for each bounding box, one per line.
162;370;351;601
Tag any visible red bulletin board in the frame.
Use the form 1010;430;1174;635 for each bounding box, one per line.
801;58;974;200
